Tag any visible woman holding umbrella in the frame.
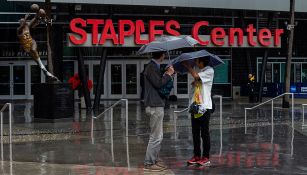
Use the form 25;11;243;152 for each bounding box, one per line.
171;49;224;167
182;57;214;167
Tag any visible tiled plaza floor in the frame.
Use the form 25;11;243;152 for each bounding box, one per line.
0;99;307;175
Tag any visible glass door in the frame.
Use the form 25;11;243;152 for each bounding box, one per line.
108;61;123;98
107;60;140;99
0;65;11;99
12;64;26;99
125;61;139;98
0;62;27;99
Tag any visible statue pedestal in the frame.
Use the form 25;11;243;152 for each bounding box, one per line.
33;83;74;122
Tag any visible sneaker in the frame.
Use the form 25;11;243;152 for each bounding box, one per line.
156;160;168;169
143;164;166;172
197;157;211;166
187;156;201;165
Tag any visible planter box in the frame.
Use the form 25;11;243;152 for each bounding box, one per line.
33;83;74;122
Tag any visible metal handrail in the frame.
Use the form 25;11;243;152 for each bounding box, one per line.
91;99;128;137
0;103;12;162
302;104;307;127
90;99;130;169
173;95;223;156
244;93;294;134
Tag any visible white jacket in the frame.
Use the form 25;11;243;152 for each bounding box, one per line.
189;66;214;109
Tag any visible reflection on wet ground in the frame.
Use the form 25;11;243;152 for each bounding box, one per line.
0;99;307;174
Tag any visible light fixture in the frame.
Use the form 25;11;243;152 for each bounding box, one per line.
75;4;82;11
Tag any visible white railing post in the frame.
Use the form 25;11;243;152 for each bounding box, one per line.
219;96;223;156
9;103;12;144
124;99;130;170
110;108;114;163
91;112;94;144
173;110;177;140
1;111;3;161
271;100;274;144
245;109;247;134
303;105;305;127
125;99;128;137
292;93;294;128
219;96;222;134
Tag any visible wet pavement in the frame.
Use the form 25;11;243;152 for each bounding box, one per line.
0;99;307;174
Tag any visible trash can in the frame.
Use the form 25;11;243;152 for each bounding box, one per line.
233;86;241;100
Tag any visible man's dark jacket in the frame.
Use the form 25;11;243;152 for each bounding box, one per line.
143;60;172;107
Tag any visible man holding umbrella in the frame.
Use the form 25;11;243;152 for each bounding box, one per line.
143;51;174;172
139;35;199;171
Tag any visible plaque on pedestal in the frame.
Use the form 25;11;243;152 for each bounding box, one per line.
33;83;74;122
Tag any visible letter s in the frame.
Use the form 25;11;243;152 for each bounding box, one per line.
69;18;87;45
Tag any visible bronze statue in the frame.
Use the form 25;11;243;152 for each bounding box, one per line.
17;4;59;81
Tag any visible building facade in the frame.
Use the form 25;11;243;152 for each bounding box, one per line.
1;0;307;100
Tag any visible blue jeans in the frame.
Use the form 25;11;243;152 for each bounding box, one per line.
144;106;164;165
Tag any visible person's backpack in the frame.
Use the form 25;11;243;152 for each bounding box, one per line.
158;78;174;99
145;60;174;99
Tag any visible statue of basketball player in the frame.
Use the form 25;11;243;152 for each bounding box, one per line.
17;4;59;81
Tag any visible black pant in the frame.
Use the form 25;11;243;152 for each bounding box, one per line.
191;111;210;158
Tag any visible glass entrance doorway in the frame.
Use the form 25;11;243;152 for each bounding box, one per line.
107;60;140;99
0;62;26;99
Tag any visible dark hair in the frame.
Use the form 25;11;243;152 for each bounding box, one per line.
198;56;210;66
152;51;165;59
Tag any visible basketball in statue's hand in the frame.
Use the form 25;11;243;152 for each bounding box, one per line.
39;9;46;17
30;4;40;12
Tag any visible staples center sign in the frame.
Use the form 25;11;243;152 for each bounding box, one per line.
68;18;284;48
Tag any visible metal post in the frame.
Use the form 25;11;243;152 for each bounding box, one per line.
174;112;177;140
219;96;223;156
91;115;94;144
291;93;294;157
271;100;274;144
8;104;12;144
1;112;3;161
245;109;247;134
110;108;114;163
220;96;222;132
124;99;130;170
303;105;305;127
125;99;128;137
292;93;294;129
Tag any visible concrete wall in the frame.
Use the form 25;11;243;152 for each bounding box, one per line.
7;0;307;12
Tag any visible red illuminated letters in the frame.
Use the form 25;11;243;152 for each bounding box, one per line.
68;18;284;47
119;20;135;45
149;20;165;41
258;29;272;46
211;27;226;46
87;19;104;44
69;18;87;45
165;20;181;36
192;21;209;46
99;19;118;45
